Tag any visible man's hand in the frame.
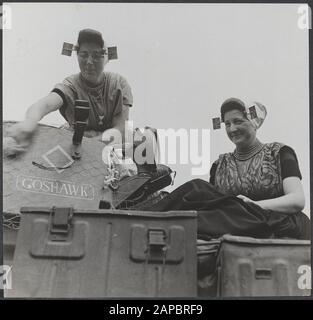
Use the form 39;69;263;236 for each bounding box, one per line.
4;92;63;156
5;119;38;153
7;119;38;142
3;137;28;157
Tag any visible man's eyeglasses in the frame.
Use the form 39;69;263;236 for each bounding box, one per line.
78;50;106;62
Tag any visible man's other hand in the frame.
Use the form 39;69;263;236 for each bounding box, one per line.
6;119;37;142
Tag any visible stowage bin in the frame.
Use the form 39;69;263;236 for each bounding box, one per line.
8;207;197;298
217;235;311;297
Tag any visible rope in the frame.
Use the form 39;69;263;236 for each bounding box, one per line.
32;160;74;171
3;213;21;230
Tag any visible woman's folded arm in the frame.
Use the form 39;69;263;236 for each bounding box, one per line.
256;177;305;214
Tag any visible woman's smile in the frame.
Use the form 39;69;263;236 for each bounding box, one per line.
224;109;257;149
231;133;242;138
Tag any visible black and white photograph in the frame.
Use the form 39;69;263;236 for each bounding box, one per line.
1;2;312;302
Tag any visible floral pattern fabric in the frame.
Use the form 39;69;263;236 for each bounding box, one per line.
214;142;284;201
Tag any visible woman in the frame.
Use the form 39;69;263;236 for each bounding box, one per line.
6;28;133;154
144;98;310;240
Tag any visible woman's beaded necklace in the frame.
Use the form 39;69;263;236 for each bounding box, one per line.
233;139;264;161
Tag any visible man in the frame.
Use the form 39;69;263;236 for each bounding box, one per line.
6;28;133;152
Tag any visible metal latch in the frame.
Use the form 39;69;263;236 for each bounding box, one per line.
130;226;185;264
255;268;272;279
49;207;73;241
147;229;167;264
148;230;166;247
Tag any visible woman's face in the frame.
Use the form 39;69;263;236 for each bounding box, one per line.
77;42;108;85
224;109;257;148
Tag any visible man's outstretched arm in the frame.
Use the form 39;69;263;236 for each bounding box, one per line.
6;92;63;145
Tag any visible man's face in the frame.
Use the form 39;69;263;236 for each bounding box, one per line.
77;42;108;85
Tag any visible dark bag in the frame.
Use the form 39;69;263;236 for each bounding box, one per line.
99;127;175;209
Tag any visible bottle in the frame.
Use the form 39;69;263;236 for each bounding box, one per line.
71;99;90;159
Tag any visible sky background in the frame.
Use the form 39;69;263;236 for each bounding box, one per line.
3;3;310;215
